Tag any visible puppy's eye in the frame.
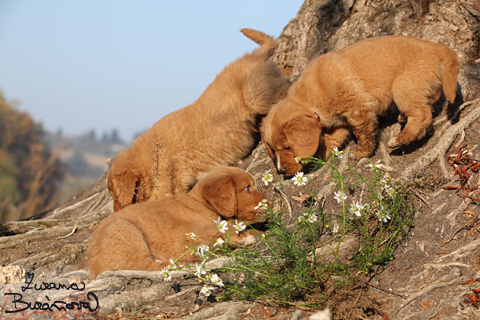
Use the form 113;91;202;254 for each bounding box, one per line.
245;185;252;192
284;147;291;151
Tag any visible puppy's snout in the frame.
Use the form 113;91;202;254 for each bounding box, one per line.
277;167;286;174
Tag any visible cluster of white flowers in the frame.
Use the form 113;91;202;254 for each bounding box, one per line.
333;190;347;203
292;172;308;186
297;212;318;224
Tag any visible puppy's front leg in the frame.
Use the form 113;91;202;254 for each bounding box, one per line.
348;109;378;160
323;127;350;157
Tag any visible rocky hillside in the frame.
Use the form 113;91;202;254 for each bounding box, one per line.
1;1;480;319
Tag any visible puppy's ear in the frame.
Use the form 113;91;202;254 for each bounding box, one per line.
284;115;322;159
203;177;237;217
261;133;275;160
107;170;140;212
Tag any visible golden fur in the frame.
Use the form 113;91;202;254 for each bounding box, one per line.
89;167;268;278
262;35;459;175
108;28;290;211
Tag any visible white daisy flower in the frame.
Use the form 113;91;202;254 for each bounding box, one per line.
333;190;347;203
213;217;228;233
333;147;343;159
213;238;224;247
376;206;391;223
366;160;387;171
200;285;213;297
196;244;209;258
234;220;246;234
210;274;224;287
306;213;318;224
168;258;177;270
185;232;197;241
262;170;273;186
194;262;206;277
349;202;365;217
297;212;308;223
160;267;172;282
380;178;392;190
255;199;269;211
292;172;308;186
333;223;339;234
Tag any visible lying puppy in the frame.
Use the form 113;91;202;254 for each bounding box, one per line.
108;28;289;211
89;167;268;278
261;35;459;175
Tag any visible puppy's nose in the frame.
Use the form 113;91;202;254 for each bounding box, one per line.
277;167;286;174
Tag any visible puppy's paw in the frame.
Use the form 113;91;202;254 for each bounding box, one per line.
239;233;256;246
388;137;402;149
397;113;407;123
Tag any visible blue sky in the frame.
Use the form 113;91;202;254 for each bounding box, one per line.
0;1;303;142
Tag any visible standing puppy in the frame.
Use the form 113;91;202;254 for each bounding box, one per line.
262;35;459;175
107;28;289;212
89;167;268;278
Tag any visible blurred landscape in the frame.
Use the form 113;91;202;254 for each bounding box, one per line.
0;90;134;223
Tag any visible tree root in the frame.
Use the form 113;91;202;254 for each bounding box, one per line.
400;99;480;183
438;238;480;263
394;268;467;318
446;174;480;224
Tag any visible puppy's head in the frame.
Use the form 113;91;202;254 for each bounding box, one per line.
261;99;323;176
107;151;152;212
191;167;269;222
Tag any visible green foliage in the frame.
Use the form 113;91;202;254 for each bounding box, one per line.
218;152;413;305
156;152;414;308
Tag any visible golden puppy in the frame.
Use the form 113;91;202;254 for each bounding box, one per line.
89;167;268;278
108;28;289;211
262;35;459;175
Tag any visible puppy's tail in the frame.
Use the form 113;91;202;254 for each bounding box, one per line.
240;28;276;58
438;44;459;104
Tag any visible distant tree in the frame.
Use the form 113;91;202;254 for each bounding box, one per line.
101;128;124;144
110;128;123;144
0;90;64;222
68;151;88;176
87;129;96;142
